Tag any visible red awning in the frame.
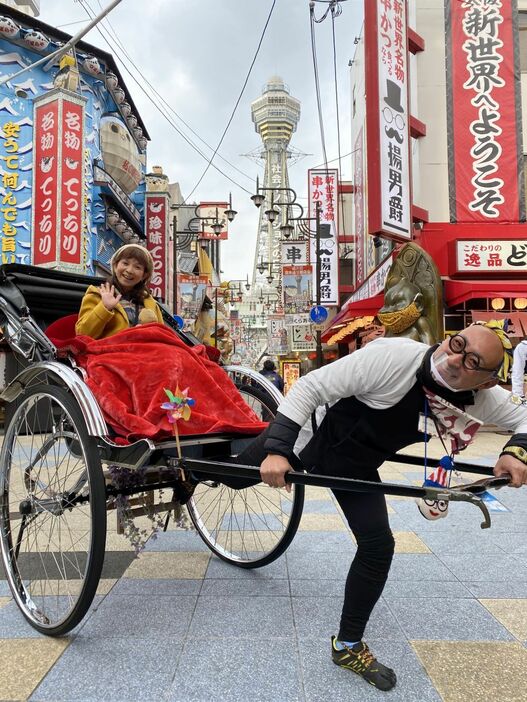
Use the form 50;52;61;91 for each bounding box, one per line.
321;293;384;343
444;280;527;307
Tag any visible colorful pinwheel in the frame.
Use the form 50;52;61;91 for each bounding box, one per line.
161;386;195;459
162;386;195;423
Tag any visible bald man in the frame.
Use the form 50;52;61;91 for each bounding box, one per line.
246;323;527;691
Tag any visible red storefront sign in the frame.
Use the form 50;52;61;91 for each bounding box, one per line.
33;99;59;266
60;97;84;265
445;0;524;222
32;91;86;269
145;193;168;300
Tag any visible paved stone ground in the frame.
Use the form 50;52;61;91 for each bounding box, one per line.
2;431;527;701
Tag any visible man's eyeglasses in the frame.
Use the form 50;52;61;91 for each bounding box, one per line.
448;334;500;374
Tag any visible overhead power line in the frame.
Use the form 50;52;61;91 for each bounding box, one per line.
92;0;256;185
183;0;278;204
77;0;253;196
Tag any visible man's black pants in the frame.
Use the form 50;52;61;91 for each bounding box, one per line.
233;431;395;642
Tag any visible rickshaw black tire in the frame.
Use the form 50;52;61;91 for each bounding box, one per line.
188;382;304;569
0;384;106;636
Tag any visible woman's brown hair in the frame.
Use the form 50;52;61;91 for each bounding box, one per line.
110;244;154;303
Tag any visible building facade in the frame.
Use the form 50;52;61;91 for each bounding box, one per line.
323;0;527;346
0;6;149;278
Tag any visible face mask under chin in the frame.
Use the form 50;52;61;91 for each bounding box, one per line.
430;351;494;393
429;352;463;392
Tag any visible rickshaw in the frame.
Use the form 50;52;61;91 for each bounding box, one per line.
0;264;508;637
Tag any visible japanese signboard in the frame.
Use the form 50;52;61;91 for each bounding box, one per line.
267;315;289;355
59;96;84;266
178;273;208;320
197;202;229;240
281;239;308;266
445;0;525;222
308;168;339;306
281;360;301;395
145;193;168;300
290;323;317;352
364;0;411;240
452;239;527;274
1;119;23;265
353;128;366;287
282;264;313;314
32;91;87;269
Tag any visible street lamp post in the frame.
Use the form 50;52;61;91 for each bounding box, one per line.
251;180;325;368
171;198;237;317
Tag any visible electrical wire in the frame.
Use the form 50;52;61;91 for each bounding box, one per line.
183;0;278;204
309;2;329;172
77;0;253;196
331;4;346;236
92;0;255;185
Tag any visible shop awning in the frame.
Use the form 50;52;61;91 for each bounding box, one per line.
444;280;527;307
470;311;527;337
321;293;384;343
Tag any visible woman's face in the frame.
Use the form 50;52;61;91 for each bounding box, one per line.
114;257;146;292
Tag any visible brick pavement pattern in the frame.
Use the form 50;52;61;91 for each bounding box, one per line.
1;432;527;701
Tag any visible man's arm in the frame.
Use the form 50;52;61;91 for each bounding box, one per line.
474;386;527;488
511;342;527;397
260;338;428;488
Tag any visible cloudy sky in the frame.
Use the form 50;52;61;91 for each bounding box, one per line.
38;0;364;280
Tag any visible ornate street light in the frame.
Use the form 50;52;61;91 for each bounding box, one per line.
250;179;325;368
171;197;236;316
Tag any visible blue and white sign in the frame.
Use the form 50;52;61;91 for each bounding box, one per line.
309;305;328;324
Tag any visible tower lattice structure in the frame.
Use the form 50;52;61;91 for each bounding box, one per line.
251;76;301;294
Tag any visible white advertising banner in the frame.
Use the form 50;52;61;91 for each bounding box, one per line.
455;240;527;274
367;0;412;240
308;168;339;306
290;323;317;352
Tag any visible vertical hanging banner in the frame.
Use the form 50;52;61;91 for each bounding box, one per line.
32;97;60;266
145;193;168;300
32;90;87;270
308;168;339;306
1;120;22;264
353;127;366;287
445;0;525;222
365;0;411;240
59;95;85;266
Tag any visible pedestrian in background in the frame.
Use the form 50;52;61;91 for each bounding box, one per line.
259;359;284;392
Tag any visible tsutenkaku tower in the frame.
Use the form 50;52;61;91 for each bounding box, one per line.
251;77;301;291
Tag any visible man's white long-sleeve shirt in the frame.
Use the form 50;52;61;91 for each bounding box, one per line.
276;337;527;453
511;340;527;397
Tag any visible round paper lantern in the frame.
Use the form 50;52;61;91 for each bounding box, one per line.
83;55;102;76
24;30;49;51
0;17;19;38
105;71;118;89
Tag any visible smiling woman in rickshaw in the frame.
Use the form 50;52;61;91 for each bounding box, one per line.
71;244;267;442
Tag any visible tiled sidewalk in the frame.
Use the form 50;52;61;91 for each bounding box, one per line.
2;432;527;701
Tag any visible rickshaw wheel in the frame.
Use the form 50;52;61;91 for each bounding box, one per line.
187;383;304;568
0;384;106;635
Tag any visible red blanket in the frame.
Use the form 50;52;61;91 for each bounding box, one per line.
65;323;268;441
